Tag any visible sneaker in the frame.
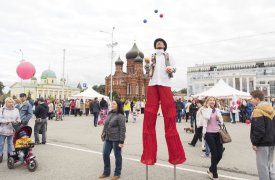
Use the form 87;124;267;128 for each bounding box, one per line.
111;176;120;180
207;170;213;179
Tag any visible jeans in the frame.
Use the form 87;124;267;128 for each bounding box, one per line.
0;135;13;155
190;114;196;128
205;133;223;178
103;140;122;176
34;119;47;143
176;110;182;123
125;111;129;122
93;112;99;127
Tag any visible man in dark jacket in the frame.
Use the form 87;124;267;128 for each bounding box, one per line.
189;99;198;129
250;90;275;180
175;98;183;123
33;98;49;144
92;98;100;127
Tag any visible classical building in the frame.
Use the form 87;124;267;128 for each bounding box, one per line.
105;43;150;99
10;69;80;99
187;57;275;97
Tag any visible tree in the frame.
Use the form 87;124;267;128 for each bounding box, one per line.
179;88;187;94
92;85;105;95
107;91;120;100
0;81;4;96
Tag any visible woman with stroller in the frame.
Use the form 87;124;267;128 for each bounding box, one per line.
0;97;21;163
99;99;126;180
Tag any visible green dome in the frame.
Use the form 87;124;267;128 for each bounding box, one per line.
31;76;37;80
41;69;57;79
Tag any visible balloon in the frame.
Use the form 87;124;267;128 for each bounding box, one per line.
16;60;36;80
154;9;158;13
143;19;147;23
245;120;251;124
160;13;164;18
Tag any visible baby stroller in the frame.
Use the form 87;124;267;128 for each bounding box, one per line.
55;109;63;121
98;109;107;125
8;126;38;172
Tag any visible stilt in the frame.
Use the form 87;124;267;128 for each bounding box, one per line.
146;165;148;180
174;165;176;180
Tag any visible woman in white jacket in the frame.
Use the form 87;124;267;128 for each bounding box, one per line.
202;96;224;180
0;97;21;163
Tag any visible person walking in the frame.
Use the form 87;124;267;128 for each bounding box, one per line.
0;97;20;162
85;100;90;116
185;100;191;122
203;96;224;180
64;99;70;115
33;98;49;145
17;93;33;126
99;99;126;180
189;99;198;129
188;100;204;147
123;100;131;123
175;98;184;123
75;99;81;117
250;90;275;180
70;99;76;115
48;100;54;120
92;98;100;127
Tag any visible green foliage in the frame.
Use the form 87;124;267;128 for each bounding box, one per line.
0;81;4;96
92;85;105;95
180;88;187;94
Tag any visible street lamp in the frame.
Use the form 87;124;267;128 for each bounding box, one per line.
100;27;118;101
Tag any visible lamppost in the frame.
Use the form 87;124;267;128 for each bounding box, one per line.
100;27;118;101
62;49;65;100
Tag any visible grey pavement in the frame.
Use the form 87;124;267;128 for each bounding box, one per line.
0;114;262;180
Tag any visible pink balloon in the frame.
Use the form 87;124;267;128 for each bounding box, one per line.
245;120;251;124
16;61;36;80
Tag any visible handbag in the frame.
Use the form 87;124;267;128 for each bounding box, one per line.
219;124;232;144
101;131;106;142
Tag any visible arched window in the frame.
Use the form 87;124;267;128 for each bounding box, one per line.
136;83;139;95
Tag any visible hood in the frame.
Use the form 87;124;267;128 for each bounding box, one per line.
256;102;274;116
40;102;48;109
2;105;15;110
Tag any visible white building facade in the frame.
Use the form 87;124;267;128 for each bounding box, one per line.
187;57;275;98
10;69;80;100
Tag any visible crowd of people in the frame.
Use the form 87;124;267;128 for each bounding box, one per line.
0;90;274;179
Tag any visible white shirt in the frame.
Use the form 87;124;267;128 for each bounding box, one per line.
149;49;175;87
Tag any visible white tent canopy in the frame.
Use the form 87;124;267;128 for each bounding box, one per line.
69;86;109;101
192;79;251;99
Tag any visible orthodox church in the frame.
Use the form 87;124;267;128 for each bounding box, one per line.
105;43;150;100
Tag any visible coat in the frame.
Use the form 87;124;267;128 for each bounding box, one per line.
0;106;20;136
102;111;126;144
250;102;275;146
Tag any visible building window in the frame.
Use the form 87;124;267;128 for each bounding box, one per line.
142;84;145;96
136;84;139;95
269;81;275;96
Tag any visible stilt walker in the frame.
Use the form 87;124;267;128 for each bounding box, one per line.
141;38;186;178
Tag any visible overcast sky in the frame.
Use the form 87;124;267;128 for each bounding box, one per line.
1;0;275;92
